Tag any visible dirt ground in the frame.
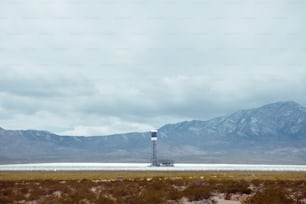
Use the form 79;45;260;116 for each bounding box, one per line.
0;171;305;204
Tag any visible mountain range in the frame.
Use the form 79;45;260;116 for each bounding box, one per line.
1;101;306;164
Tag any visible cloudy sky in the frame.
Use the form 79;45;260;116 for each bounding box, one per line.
0;0;306;136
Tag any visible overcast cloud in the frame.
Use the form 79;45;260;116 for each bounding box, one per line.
0;0;306;135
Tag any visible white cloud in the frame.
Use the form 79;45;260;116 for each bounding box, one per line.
0;0;306;135
58;117;154;136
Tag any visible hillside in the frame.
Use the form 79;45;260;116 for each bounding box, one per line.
0;101;305;164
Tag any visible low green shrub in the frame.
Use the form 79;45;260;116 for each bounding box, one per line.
245;186;295;204
183;185;211;201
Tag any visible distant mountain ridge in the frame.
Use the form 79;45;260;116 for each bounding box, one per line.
0;101;306;164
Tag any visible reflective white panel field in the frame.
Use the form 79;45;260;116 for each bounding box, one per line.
0;163;306;171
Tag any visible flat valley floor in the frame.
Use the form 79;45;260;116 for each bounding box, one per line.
0;171;306;204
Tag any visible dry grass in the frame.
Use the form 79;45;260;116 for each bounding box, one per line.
1;171;305;181
0;171;305;203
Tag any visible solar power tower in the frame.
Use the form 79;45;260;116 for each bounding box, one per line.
151;130;158;166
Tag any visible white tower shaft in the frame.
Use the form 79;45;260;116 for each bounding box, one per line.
152;140;158;166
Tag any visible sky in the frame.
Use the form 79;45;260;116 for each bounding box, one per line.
0;0;306;136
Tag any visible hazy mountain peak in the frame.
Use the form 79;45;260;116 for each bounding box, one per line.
260;101;302;109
